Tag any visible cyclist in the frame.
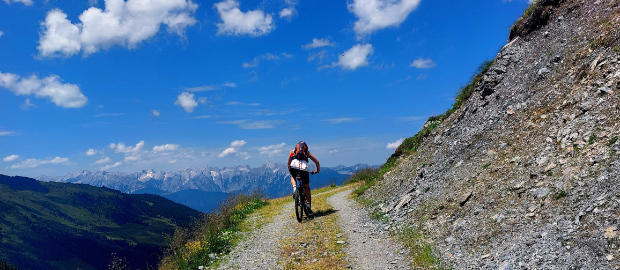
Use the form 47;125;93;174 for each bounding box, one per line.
287;141;320;213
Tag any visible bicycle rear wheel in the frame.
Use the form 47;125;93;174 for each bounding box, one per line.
295;189;303;222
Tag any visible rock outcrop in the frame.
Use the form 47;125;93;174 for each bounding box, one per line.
366;0;620;269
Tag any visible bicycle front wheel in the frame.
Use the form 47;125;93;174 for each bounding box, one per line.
295;189;303;222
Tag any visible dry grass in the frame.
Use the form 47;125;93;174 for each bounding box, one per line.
277;186;349;269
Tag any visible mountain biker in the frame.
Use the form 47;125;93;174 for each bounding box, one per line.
288;141;320;214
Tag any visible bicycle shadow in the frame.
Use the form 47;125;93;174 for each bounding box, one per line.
310;208;337;219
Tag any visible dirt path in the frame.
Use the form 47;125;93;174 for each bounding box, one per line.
327;188;411;269
213;201;293;270
213;187;411;269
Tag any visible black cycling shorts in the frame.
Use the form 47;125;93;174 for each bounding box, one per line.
289;168;309;185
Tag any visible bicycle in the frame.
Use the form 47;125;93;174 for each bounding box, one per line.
293;171;317;223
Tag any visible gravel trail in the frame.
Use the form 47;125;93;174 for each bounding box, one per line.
213;202;293;270
214;187;411;269
328;188;411;270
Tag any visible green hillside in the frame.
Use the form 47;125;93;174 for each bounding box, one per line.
0;174;203;270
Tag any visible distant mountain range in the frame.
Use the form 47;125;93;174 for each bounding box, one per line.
0;174;202;270
38;163;375;212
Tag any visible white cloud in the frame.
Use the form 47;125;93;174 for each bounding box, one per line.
0;71;88;108
95;157;111;164
101;161;122;171
337;44;373;70
3;155;19;162
3;0;33;6
169;159;177;164
410;58;436;69
37;0;198;57
222;82;237;88
259;142;286;156
302;38;335;49
151;109;160;116
328;149;339;154
11;156;70;169
218;147;237;158
242;58;259;68
218;119;284;129
185;85;216;92
0;31;4;38
308;50;327;64
214;0;274;37
386;138;404;149
109;140;145;154
230;140;246;148
20;98;35;110
175;92;199;113
279;7;296;19
0;131;15;136
124;156;140;162
86;148;97;156
348;0;421;38
153;143;180;152
324;118;362;124
218;140;246;158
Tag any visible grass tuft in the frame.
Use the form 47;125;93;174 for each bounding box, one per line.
159;193;268;270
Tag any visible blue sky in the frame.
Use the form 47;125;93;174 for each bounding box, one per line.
1;0;531;177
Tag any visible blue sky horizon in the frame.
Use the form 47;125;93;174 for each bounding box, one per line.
1;0;532;178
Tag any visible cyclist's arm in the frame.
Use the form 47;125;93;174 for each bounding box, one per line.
308;151;320;173
287;152;293;171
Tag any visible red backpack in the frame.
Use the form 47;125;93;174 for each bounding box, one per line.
292;141;309;161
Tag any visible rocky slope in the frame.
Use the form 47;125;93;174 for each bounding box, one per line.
365;0;620;269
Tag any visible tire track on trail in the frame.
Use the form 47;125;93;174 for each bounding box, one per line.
328;188;411;269
213;201;293;270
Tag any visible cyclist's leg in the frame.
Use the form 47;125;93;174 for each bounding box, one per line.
302;171;311;204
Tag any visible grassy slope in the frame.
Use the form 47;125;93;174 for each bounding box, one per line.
0;174;202;270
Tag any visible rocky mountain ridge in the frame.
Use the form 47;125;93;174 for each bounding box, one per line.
38;163;373;212
364;0;620;269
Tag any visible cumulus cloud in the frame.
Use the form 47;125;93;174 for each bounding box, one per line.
302;38;335;49
109;140;145;154
153;143;180;152
11;156;70;169
37;0;198;57
3;155;19;162
175;92;200;113
95;157;111;164
101;161;122;171
3;0;33;6
348;0;421;38
410;58;436;69
386;138;404;149
336;44;373;70
0;71;88;108
259;142;286;156
86;148;97;156
214;0;274;37
218;140;246;158
151;109;160;116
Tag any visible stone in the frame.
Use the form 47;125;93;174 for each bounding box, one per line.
605;226;618;239
538;68;550;76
